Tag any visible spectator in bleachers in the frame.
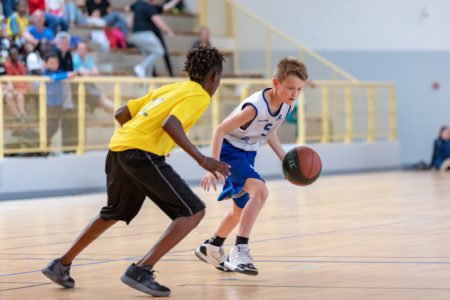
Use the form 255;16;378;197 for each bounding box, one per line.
23;10;54;48
44;0;69;34
50;31;78;151
43;52;77;145
129;0;170;78
430;126;450;172
72;41;114;113
85;0;128;40
26;37;51;75
2;0;16;18
64;0;88;26
6;0;29;51
4;45;30;123
191;26;210;50
143;0;182;77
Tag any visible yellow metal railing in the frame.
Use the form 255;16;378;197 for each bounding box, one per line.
221;0;358;81
0;76;396;158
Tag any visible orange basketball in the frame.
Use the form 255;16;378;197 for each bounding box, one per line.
282;146;322;186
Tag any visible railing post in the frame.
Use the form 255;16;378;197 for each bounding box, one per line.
38;82;48;152
199;0;207;27
77;82;86;155
266;29;272;78
389;85;397;141
232;7;240;74
148;81;155;94
298;92;306;145
344;86;353;143
225;0;232;37
240;83;248;102
211;87;220;132
299;50;304;63
0;83;4;158
368;87;375;142
114;82;121;129
321;86;330;143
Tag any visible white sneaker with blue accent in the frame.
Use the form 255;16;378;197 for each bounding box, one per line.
224;244;258;275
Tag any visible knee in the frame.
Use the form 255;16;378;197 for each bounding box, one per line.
189;209;205;228
249;186;269;206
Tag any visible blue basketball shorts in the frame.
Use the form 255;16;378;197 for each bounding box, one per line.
218;140;264;208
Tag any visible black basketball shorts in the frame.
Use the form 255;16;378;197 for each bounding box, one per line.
100;149;206;224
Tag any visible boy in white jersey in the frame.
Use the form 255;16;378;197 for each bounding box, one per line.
195;57;308;275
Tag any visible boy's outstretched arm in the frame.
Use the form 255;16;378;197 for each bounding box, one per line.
267;131;287;162
162;115;230;177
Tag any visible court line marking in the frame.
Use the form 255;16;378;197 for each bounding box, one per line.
178;283;450;291
2;213;450;279
0;283;51;292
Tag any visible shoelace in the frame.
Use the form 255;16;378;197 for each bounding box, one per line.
236;247;253;265
209;245;225;262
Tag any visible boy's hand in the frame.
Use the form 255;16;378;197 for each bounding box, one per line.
199;157;230;191
201;170;227;192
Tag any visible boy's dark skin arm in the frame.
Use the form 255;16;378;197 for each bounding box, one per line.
163;115;230;177
114;105;132;125
114;105;230;177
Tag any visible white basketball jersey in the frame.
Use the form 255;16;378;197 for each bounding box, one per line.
224;88;292;151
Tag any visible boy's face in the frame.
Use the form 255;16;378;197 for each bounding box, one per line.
46;57;59;71
273;75;306;105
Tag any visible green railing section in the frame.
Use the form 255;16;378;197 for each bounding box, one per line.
0;76;395;157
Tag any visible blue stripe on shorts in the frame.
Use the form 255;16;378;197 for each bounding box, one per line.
217;139;264;208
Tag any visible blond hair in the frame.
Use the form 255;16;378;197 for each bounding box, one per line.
273;57;308;82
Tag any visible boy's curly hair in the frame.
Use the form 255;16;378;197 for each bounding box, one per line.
184;47;224;83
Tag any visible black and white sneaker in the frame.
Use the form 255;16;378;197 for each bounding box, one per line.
195;240;230;272
120;263;170;297
41;258;75;288
224;244;258;276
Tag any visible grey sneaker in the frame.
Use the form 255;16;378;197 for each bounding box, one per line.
195;240;230;272
41;258;75;288
120;263;170;297
224;244;258;276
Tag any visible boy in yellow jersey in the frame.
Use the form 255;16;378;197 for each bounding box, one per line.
42;47;230;297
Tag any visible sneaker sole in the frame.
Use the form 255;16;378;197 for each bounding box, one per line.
41;268;75;288
194;248;231;272
120;274;170;297
223;261;258;276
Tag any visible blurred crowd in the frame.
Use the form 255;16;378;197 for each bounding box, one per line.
1;0;214;151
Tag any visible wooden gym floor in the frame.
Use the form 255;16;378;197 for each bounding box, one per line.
1;170;450;300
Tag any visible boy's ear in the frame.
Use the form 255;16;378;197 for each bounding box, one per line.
272;77;278;89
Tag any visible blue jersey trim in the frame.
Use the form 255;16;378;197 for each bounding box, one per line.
286;104;293;119
239;102;258;130
262;88;284;117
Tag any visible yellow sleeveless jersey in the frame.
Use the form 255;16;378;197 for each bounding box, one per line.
109;81;210;156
